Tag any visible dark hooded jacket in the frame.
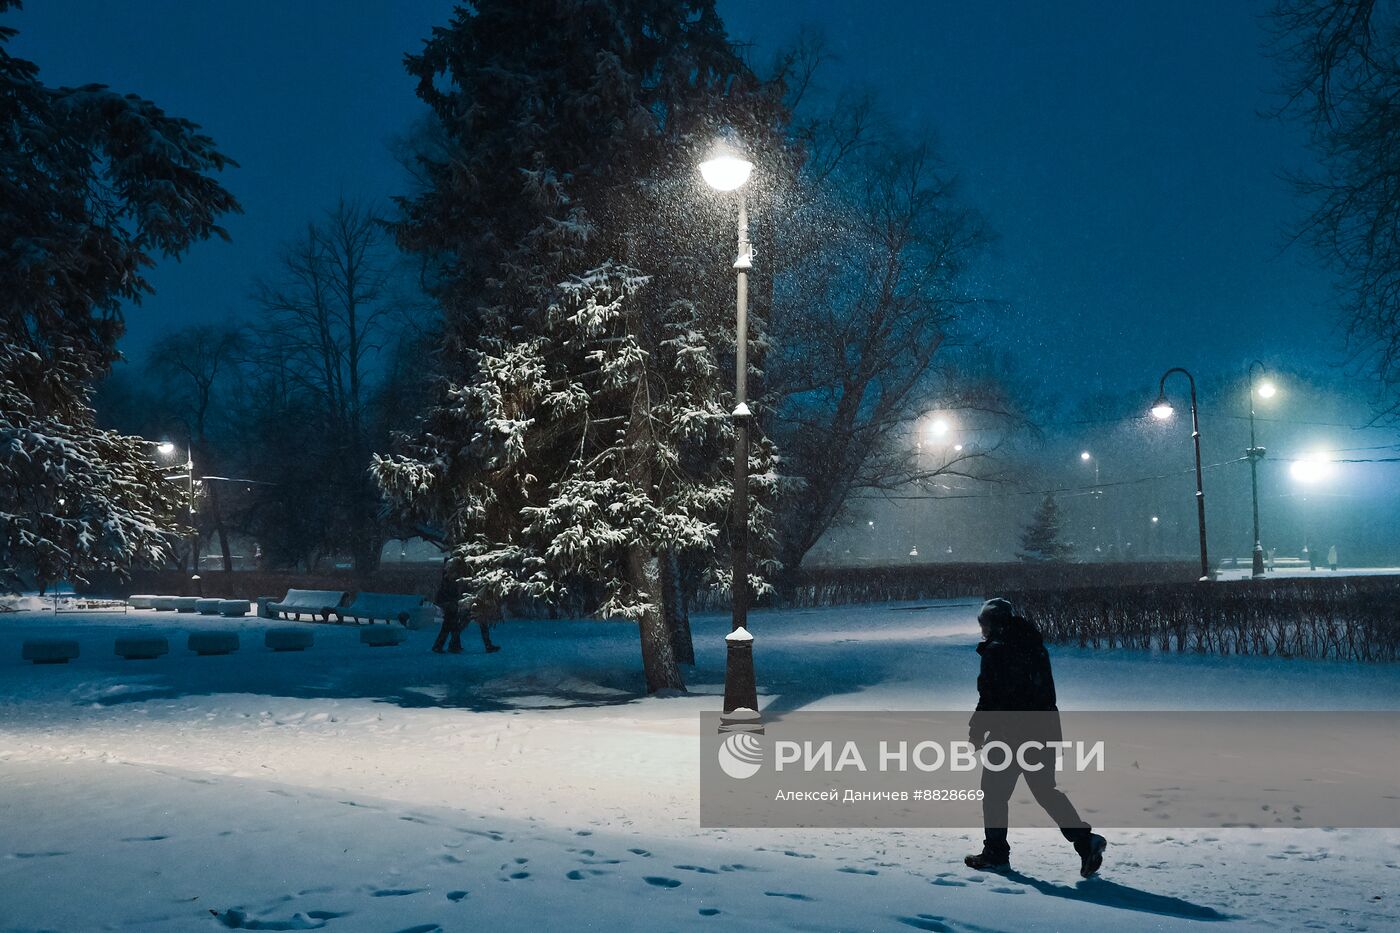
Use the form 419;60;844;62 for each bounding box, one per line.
969;614;1062;745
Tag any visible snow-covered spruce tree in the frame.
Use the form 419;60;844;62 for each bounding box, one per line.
0;3;238;589
1018;494;1074;563
374;0;791;691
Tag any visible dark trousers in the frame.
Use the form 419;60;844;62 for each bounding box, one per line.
980;743;1091;852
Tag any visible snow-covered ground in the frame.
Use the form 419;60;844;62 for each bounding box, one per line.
1;601;1397;932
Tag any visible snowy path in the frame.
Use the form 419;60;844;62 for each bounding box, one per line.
2;602;1397;931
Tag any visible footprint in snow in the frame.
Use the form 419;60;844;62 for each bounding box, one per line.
897;915;952;933
567;869;608;880
929;877;966;887
446;891;468;902
371;888;424;897
675;864;719;874
990;886;1023;895
121;835;168;842
698;908;721;916
10;851;68;859
628;848;652;857
764;892;814;901
390;925;441;933
782;850;815;859
837;866;879;875
644;876;682;888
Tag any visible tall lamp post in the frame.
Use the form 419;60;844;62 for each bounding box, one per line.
1151;367;1211;581
1245;362;1276;579
700;134;760;722
1079;450;1101;558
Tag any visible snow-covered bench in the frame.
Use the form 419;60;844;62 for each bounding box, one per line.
332;592;427;626
264;589;346;622
195;598;222;615
22;639;79;664
127;594;158;610
265;628;313;651
188;632;239;656
115;636;168;660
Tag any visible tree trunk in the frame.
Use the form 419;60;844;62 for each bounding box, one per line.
660;551;694;664
630;547;685;693
207;482;234;572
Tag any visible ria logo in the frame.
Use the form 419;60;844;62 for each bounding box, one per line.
717;732;764;779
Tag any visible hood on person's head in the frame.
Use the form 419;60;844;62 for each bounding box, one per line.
978;598;1014;631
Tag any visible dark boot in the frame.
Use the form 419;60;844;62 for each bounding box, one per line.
964;843;1010;871
1075;833;1106;878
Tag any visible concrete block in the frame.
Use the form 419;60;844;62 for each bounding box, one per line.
360;626;407;647
218;599;251;617
115;636;169;660
22;639;79;664
188;631;239;656
265;628;313;652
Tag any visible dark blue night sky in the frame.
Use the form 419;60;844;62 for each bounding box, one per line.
11;1;1335;394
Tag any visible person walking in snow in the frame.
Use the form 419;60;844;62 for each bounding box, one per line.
964;598;1106;877
1327;545;1338;572
431;573;501;654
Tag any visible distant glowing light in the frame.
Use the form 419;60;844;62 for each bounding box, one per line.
954;443;964;452
929;417;951;438
1150;398;1174;420
1290;450;1335;484
1151;515;1159;523
1256;380;1277;399
1080;450;1092;461
157;441;176;456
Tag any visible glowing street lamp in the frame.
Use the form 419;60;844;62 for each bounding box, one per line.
701;132;759;723
1245;361;1274;579
1150;367;1210;581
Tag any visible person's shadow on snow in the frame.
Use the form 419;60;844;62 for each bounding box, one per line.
997;869;1232;922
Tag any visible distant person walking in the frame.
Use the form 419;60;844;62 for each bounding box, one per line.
1307;546;1317;571
1328;545;1339;572
431;573;501;654
964;598;1106;877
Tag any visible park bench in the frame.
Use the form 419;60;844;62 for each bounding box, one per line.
264;589;346;622
332;592;427;626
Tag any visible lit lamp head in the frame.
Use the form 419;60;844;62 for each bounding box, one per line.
1150;394;1174;420
698;134;753;192
157;441;177;456
929;417;951;438
1080;450;1092;461
1256;380;1277;399
1290;450;1334;484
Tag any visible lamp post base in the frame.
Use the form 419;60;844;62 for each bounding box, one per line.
1251;543;1266;579
722;627;758;721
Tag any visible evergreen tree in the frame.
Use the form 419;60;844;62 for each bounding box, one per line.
374;0;791;691
0;2;239;589
1018;494;1073;563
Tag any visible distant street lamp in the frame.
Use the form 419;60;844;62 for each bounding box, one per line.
701;133;759;721
1079;450;1101;557
147;437;199;583
1245;361;1274;579
1151;367;1211;581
